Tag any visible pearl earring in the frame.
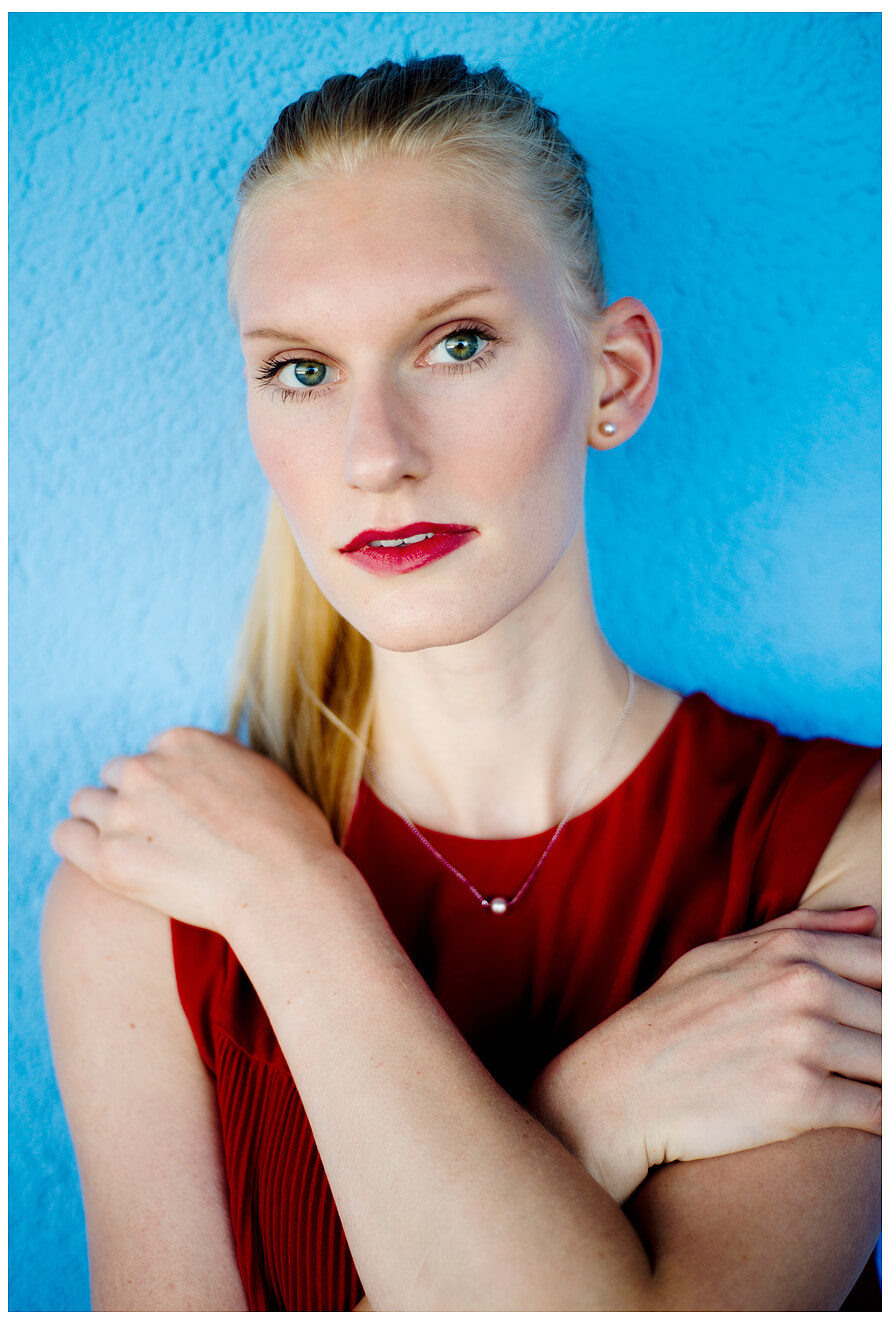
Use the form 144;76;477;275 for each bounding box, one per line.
598;421;617;437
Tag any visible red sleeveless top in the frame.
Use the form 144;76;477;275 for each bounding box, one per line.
171;690;880;1311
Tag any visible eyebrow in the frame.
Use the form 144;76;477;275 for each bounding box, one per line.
415;284;496;322
243;284;497;341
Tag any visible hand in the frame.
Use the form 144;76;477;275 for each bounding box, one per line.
50;727;340;935
528;907;881;1204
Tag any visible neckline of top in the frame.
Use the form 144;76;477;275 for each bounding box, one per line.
358;690;704;848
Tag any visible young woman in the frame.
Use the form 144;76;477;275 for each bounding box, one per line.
42;57;881;1311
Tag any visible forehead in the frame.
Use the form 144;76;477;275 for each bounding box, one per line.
230;159;554;334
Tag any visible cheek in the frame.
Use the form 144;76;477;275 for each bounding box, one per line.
247;412;332;575
247;395;295;474
455;358;588;515
246;399;331;518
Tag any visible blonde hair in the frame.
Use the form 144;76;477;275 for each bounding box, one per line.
228;55;607;843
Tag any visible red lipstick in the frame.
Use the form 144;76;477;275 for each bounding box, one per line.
339;522;477;576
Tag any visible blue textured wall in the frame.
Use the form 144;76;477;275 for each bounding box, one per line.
10;13;880;1311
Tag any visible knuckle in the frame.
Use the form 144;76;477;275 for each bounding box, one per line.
776;959;825;1005
155;725;196;752
795;927;821;959
669;945;701;974
762;928;803;960
665;942;714;985
120;755;157;790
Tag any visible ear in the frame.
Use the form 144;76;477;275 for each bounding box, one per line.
587;297;661;450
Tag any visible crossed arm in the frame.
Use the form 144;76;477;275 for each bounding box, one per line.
42;746;880;1310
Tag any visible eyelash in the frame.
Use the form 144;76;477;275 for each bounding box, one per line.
254;323;501;404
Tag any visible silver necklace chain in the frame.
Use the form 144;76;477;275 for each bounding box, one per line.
364;663;636;916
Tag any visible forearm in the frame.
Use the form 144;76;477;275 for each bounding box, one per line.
230;855;655;1311
527;1028;649;1206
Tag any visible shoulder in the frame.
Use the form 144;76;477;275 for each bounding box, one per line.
799;757;881;926
674;687;880;843
42;863;248;1308
42;859;180;1019
642;686;880;928
44;855;163;942
41;859;203;1143
42;862;186;1145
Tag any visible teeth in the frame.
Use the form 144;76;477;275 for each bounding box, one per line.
368;532;437;548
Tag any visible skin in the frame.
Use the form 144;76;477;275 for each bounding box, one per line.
43;157;881;1310
235;162;598;657
233;160;666;837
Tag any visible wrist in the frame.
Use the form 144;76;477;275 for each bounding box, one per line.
528;1031;649;1205
224;846;373;954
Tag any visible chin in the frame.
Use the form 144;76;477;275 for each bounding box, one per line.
340;595;512;654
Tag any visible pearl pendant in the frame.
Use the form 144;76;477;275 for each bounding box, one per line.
489;897;508;915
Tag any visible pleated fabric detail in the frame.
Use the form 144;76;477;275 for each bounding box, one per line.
211;1029;362;1311
171;690;881;1310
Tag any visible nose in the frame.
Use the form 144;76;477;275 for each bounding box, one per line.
342;376;429;493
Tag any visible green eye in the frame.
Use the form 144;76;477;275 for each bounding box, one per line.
258;355;339;398
444;331;482;362
292;360;327;387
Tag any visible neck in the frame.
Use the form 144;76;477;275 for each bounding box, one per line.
366;530;637;838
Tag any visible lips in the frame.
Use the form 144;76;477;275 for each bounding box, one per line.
339;522;473;553
339;523;478;576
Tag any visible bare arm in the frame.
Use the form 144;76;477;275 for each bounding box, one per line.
528;759;882;1309
41;862;249;1311
625;1128;878;1309
51;730;881;1311
231;860;878;1310
799;758;881;928
349;763;882;1310
230;862;654;1310
358;1129;878;1312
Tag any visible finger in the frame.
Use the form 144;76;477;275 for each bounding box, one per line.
749;906;878;938
99;756;128;790
823;968;882;1032
725;928;882;990
824;1024;882;1086
69;786;116;829
810;1075;882;1136
147;726;210;752
50;817;101;876
800;933;882;991
799;904;879;932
